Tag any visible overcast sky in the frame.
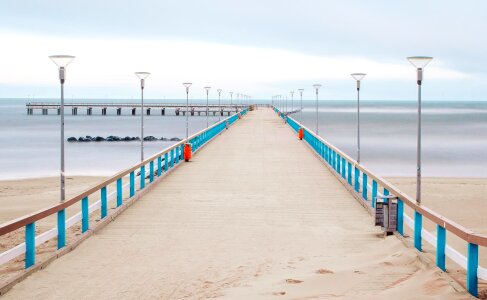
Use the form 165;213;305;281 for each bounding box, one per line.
1;0;486;100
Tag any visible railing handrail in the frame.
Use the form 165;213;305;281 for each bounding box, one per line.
0;111;243;236
284;110;487;247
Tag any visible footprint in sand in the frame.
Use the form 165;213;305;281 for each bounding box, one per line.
316;268;334;274
272;291;286;296
285;279;303;284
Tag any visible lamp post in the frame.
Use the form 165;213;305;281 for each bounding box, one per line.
135;72;150;162
49;55;75;202
290;91;294;112
217;89;222;121
313;84;322;135
230;91;233;106
204;86;211;127
298;89;304;123
351;73;366;164
407;56;433;205
183;83;192;140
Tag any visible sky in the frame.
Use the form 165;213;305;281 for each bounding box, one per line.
1;0;487;101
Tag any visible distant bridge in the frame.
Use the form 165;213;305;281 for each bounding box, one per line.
26;102;249;116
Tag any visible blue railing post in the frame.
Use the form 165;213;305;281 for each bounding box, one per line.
116;178;122;207
337;154;341;175
467;243;478;297
129;171;135;197
436;225;446;271
149;161;154;183
354;167;360;192
362;173;368;200
175;147;180;164
140;165;146;190
157;156;162;176
397;199;404;235
170;149;175;168
414;211;422;251
25;223;35;268
101;186;107;218
372;180;378;208
347;162;352;185
341;158;346;179
82;196;89;233
164;153;169;171
57;209;65;249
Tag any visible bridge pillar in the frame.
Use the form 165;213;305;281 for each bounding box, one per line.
213;111;216;116
132;108;136;115
176;108;180;116
161;108;165;115
102;108;107;116
146;108;151;115
71;108;76;115
227;111;230;116
198;111;201;116
182;111;186;116
87;108;92;115
117;108;122;116
220;109;224;116
191;108;195;116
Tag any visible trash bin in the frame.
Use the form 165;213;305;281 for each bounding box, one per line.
375;195;398;235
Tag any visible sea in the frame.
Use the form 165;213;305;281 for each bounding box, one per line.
1;98;486;180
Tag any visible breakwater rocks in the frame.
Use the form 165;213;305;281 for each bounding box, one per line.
67;135;182;142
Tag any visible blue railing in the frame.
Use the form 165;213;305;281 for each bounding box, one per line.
0;108;248;272
274;107;486;297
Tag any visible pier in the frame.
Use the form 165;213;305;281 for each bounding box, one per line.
25;102;248;116
0;108;486;298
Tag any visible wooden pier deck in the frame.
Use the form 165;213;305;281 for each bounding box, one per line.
2;109;466;299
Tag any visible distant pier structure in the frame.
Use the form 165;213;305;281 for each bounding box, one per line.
26;102;248;116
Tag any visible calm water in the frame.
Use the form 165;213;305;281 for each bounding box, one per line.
1;99;486;179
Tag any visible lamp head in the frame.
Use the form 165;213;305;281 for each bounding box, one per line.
313;84;322;90
49;55;75;68
204;86;211;92
407;56;433;69
135;72;150;80
217;89;222;93
183;82;192;88
351;73;366;81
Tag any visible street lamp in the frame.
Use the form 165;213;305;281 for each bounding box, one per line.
183;83;192;140
313;84;322;135
230;91;233;105
217;89;222;121
290;91;294;112
407;56;433;205
351;73;366;164
49;54;75;203
204;86;211;127
135;72;150;162
298;89;304;123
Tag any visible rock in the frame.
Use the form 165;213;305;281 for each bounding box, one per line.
86;135;93;141
170;137;181;141
144;136;157;141
123;136;132;141
160;137;168;141
95;136;105;142
67;137;77;142
78;137;90;142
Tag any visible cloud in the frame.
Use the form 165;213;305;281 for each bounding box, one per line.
0;31;469;98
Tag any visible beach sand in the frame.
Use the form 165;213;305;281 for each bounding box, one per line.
0;176;106;284
0;175;485;298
